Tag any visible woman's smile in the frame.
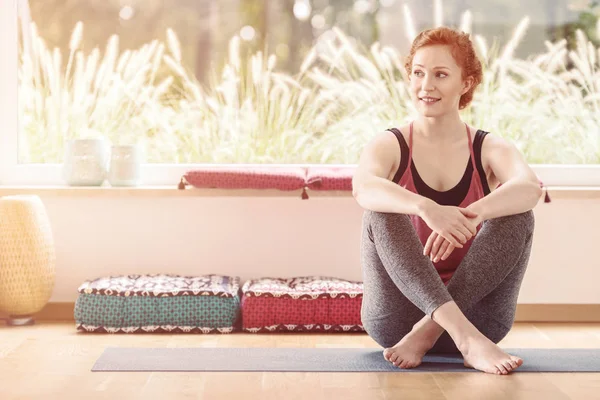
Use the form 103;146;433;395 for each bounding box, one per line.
419;96;441;105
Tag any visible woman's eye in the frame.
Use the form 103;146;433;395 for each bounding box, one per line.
413;70;446;78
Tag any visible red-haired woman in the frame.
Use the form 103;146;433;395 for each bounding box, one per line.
353;27;543;375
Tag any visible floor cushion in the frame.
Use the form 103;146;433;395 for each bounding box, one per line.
75;274;241;333
241;276;364;333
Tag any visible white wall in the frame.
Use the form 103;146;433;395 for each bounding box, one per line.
3;189;599;304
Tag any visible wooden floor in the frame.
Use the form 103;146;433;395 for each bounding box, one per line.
1;321;599;400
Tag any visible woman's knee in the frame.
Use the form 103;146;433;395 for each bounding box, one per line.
515;209;535;231
363;210;413;240
486;209;535;236
364;210;411;226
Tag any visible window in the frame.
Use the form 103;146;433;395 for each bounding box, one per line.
2;0;599;185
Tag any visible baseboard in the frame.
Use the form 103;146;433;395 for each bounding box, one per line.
1;303;599;323
515;304;600;322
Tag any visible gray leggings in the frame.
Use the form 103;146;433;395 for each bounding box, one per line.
360;209;535;353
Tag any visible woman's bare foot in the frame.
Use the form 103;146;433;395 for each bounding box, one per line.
383;329;438;369
459;334;523;375
429;301;523;375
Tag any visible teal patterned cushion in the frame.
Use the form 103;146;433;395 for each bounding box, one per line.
74;274;241;333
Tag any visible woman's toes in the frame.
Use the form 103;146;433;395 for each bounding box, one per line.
513;357;523;366
383;349;392;360
392;355;402;367
496;363;508;375
509;356;522;368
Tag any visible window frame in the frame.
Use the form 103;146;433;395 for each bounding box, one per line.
0;0;19;185
1;0;598;187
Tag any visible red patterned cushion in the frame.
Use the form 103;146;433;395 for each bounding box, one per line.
183;167;307;191
305;166;355;191
240;276;364;333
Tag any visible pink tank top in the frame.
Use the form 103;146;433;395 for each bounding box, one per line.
397;122;485;285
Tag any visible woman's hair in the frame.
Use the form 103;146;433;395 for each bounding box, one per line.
404;27;483;110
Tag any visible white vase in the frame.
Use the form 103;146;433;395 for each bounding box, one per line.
108;144;142;187
63;138;110;186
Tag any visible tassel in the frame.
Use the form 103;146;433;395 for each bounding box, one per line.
178;177;187;190
301;187;309;200
539;180;551;203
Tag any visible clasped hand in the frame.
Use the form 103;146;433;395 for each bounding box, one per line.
420;202;482;263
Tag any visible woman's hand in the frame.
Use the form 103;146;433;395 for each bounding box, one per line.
419;202;479;248
424;212;483;262
424;232;455;262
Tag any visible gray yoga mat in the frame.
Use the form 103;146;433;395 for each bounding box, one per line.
92;347;600;372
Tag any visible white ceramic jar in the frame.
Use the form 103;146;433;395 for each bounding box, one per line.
62;138;110;186
108;144;142;187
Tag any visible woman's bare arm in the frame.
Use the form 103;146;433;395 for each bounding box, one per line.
352;131;434;215
467;134;543;220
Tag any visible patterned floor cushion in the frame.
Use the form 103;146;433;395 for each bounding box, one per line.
241;276;364;333
75;274;241;333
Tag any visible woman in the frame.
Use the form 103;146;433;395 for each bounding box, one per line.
352;27;543;375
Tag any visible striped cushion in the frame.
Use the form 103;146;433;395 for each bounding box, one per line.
183;167;306;191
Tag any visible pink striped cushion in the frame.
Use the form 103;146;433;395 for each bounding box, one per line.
306;167;355;191
183;167;307;191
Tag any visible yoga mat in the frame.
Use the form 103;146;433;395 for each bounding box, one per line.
92;347;600;372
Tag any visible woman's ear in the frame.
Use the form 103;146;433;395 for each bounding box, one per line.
462;76;474;95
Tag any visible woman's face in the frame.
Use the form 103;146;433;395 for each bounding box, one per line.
409;44;472;117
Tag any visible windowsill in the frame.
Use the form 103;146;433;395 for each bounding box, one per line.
0;185;599;199
0;185;338;198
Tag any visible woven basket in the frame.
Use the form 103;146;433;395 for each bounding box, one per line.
0;195;56;325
